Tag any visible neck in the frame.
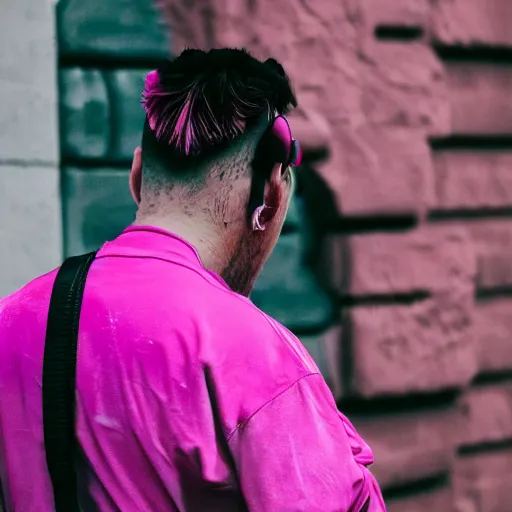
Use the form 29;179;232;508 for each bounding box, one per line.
133;211;235;277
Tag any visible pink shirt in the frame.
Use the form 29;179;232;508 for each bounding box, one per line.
0;226;386;511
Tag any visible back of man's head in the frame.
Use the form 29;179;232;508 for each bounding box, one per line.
131;48;299;296
140;48;297;191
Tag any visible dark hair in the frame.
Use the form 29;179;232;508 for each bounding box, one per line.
140;48;297;183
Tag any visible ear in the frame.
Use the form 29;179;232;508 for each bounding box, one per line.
129;147;142;205
257;163;286;228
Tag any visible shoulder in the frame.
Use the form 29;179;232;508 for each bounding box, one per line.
0;268;58;360
194;286;323;432
0;268;58;322
202;284;319;374
151;260;319;376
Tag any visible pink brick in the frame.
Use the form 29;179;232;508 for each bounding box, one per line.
352;407;456;490
324;128;436;215
454;450;512;512
387;486;453;512
473;298;512;372
446;64;512;135
465;220;512;290
431;0;512;47
434;151;512;210
349;292;477;397
355;2;450;137
324;226;476;296
357;43;450;137
458;384;512;447
205;0;357;103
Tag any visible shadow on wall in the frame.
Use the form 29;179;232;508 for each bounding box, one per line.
250;159;337;331
251;158;340;390
298;163;352;396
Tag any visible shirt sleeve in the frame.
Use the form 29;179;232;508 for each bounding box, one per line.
227;373;386;512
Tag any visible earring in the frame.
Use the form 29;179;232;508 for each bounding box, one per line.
252;204;266;232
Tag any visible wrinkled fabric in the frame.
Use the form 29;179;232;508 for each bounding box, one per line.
0;226;386;511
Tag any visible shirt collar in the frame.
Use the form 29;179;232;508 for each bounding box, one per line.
101;224;231;291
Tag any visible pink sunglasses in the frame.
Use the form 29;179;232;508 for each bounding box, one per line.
269;115;303;169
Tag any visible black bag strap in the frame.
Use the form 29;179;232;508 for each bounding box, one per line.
42;251;97;512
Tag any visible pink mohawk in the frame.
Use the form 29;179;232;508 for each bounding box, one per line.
141;69;249;156
140;49;297;157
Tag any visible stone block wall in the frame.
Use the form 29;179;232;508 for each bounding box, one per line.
157;1;512;510
2;0;507;510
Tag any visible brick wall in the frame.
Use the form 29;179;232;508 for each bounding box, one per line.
54;0;512;510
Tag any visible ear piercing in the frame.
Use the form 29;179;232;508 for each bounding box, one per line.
251;204;266;231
